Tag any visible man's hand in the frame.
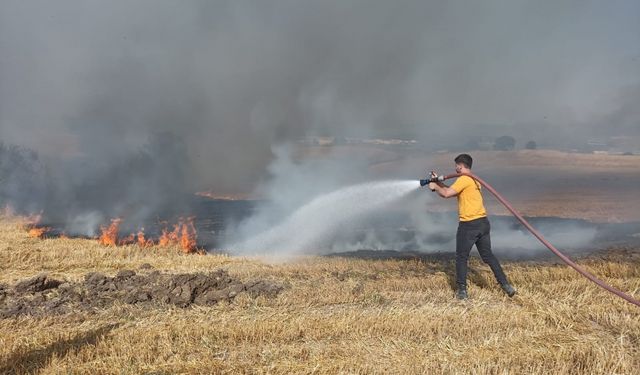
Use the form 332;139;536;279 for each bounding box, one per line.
430;170;444;189
428;171;459;198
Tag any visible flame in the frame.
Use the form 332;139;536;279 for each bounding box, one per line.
137;228;154;248
99;218;121;246
28;226;50;239
21;212;43;231
159;221;179;246
96;217;198;252
158;217;198;253
180;217;197;253
20;211;48;239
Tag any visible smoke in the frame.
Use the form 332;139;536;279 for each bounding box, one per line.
328;211;599;257
2;1;639;154
222;147;598;258
45;131;193;235
227;179;418;258
222;144;392;252
0;142;51;214
0;1;638;237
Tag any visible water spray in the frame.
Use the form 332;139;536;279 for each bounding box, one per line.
421;172;640;308
228;180;418;256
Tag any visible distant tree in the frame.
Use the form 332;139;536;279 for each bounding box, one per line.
525;140;537;150
494;136;516;151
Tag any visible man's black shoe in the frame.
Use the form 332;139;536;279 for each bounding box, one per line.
456;289;468;300
501;283;517;297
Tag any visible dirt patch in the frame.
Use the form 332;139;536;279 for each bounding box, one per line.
0;269;284;318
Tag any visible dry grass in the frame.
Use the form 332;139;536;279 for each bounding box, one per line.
1;217;639;374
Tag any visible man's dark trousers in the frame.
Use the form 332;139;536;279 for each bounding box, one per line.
456;217;508;289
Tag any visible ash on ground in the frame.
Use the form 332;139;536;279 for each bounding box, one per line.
0;268;284;318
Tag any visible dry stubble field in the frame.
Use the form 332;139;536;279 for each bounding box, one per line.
0;215;639;374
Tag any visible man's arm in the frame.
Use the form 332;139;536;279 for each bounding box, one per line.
428;182;458;198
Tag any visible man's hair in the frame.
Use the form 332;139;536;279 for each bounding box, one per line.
454;154;473;169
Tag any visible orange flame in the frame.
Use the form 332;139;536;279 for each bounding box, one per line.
180;217;197;253
159;221;180;247
21;211;47;239
157;217;197;253
28;226;50;239
99;218;121;246
21;212;43;231
96;217;197;252
137;228;154;248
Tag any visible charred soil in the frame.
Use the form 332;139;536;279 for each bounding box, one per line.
0;268;284;319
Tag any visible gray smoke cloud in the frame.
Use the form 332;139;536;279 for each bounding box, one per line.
0;1;638;239
220;145;601;259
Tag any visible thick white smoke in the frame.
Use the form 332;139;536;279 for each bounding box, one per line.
227;180;418;258
222;147;599;259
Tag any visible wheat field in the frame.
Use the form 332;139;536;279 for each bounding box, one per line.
0;216;639;374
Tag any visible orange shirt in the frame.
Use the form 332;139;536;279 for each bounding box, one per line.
450;175;487;222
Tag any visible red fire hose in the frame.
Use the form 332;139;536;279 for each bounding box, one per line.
441;172;640;308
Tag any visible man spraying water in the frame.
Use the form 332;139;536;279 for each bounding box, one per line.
428;154;516;300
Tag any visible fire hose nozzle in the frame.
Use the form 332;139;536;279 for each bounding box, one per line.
419;174;444;187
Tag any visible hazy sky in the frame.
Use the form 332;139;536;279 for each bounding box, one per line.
1;0;639;192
